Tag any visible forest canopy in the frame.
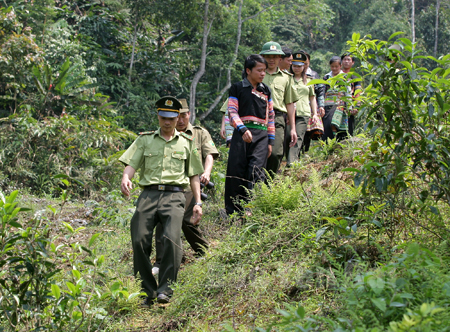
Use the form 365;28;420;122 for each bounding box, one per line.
1;0;448;134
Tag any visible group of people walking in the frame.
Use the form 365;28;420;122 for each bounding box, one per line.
223;41;361;216
118;41;361;307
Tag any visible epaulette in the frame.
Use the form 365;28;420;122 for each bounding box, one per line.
282;69;293;76
193;125;205;131
180;132;194;140
139;131;155;135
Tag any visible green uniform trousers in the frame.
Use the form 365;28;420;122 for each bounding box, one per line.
266;112;286;177
130;188;185;299
154;191;208;266
285;116;308;166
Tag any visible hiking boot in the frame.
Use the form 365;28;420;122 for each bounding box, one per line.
157;293;170;304
140;296;155;308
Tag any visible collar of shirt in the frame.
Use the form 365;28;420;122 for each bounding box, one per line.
184;122;194;136
154;127;181;142
242;77;265;90
265;67;283;76
326;70;345;77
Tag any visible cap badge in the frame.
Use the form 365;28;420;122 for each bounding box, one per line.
296;54;301;58
270;45;276;50
165;99;173;107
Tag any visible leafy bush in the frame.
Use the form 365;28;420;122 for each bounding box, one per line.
0;112;135;197
255;243;450;332
0;189;141;331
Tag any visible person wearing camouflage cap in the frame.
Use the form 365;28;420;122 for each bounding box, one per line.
119;96;204;306
153;98;219;272
260;41;299;177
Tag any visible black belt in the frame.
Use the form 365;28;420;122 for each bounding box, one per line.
146;185;185;192
274;109;285;115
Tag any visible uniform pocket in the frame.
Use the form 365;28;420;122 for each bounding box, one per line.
170;151;186;170
144;150;160;169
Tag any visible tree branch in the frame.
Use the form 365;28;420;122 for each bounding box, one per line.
198;0;244;121
189;0;212;123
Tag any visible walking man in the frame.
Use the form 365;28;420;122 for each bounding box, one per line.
119;96;204;306
260;41;299;177
341;53;362;136
153;98;219;274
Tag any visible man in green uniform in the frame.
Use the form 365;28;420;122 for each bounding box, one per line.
153;99;219;274
119;96;204;306
260;41;299;176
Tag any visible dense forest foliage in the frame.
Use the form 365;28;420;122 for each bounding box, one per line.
2;1;450;331
1;0;449;132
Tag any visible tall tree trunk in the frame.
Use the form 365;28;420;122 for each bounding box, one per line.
434;0;441;57
411;0;415;43
198;0;243;121
198;0;272;121
189;0;212;123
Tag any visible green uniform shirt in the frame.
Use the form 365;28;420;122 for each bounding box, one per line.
119;128;204;188
293;77;315;117
185;123;219;165
263;67;299;113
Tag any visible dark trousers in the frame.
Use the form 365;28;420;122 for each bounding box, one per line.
348;114;355;136
266;112;285;177
284;116;308;166
225;128;269;215
130;189;185;299
322;105;336;141
322;105;353;142
154;191;208;267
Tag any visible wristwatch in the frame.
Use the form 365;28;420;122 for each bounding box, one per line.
195;202;203;207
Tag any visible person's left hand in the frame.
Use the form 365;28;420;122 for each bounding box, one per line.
289;129;297;147
191;205;203;225
318;107;325;117
267;145;272;158
200;172;210;184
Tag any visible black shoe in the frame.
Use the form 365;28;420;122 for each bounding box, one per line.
140;296;155;308
157;293;170;304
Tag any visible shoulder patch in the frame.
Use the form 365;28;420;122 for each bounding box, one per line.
180;132;194;140
139;131;155;135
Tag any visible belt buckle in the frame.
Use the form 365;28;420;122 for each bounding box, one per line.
158;185;165;191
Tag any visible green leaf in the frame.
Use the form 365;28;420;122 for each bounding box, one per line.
66;281;77;295
428;104;435;117
62;221;74;233
368;278;385;295
72;311;82;320
89;233;100;247
398;38;412;48
296;305;305;319
316;227;328;241
371;298;386;312
51;284;61;299
308;79;329;85
399;292;414;299
390;301;406;307
429;206;439;215
72;269;81;280
7;190;19;204
388;32;404;41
